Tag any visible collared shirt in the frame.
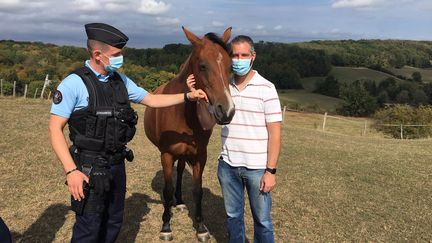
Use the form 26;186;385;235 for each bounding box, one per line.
220;70;282;169
50;60;147;118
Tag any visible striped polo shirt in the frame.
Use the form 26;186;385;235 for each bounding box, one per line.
220;70;282;169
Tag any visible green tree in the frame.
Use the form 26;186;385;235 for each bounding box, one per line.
338;81;378;116
396;90;410;104
412;89;429;105
412;71;422;83
314;75;340;97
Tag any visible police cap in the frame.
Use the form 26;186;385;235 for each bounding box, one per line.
85;23;129;49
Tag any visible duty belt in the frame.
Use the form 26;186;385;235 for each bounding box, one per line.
79;150;125;166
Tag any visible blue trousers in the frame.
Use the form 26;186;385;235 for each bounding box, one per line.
71;162;126;243
218;159;274;243
0;217;12;243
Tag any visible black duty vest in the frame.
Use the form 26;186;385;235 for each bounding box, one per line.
68;66;137;164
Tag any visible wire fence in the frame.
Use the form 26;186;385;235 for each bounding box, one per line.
283;109;432;139
0;76;54;100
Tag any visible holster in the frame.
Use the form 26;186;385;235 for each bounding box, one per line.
69;146;108;215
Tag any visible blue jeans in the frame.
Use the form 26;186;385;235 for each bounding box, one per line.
217;158;274;243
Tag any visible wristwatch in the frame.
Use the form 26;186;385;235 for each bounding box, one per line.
184;92;190;102
265;167;277;174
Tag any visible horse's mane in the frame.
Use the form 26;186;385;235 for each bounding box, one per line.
177;33;228;81
204;32;229;52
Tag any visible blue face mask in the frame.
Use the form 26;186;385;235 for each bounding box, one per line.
232;58;252;76
102;54;123;72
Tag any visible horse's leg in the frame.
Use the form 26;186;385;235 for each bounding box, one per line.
175;159;187;211
192;153;210;242
160;152;175;241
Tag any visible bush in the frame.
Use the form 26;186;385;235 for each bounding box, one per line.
1;81;14;95
314;75;340;97
374;105;432;139
338;80;377;117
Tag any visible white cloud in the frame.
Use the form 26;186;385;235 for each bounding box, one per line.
256;25;264;30
137;0;170;15
274;25;282;30
0;0;20;6
331;0;379;9
105;2;129;12
156;16;180;26
72;0;105;11
212;21;224;27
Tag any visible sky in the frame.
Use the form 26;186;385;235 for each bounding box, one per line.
0;0;431;48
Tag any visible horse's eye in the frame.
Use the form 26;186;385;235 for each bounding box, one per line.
199;64;206;71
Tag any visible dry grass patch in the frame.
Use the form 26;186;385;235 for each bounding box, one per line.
0;97;431;242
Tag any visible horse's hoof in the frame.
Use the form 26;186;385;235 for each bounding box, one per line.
159;231;173;241
197;232;210;242
175;204;187;212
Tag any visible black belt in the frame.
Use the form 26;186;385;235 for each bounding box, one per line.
79;150;125;166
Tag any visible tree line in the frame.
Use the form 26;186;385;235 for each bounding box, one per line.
2;39;431;95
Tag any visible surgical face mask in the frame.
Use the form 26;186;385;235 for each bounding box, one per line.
232;58;252;76
101;54;123;72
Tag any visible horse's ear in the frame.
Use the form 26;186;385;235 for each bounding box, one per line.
182;26;202;46
221;27;232;44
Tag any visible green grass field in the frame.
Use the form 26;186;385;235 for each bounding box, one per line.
278;90;343;113
1;97;431;242
389;66;432;83
329;67;405;83
300;66;413;92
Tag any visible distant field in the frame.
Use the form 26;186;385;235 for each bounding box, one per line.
278;90;343;113
1;98;431;242
389;66;432;83
329;66;405;83
300;66;410;92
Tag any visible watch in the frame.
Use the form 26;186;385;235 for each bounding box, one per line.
184;92;190;102
265;167;277;174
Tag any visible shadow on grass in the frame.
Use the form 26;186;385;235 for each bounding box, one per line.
12;203;69;242
151;168;228;242
117;192;161;242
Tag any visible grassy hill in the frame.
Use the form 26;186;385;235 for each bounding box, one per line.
389;66;432;83
1;97;431;242
300;66;407;90
329;66;405;83
278;90;343;113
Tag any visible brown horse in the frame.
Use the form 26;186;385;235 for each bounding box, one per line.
144;27;235;241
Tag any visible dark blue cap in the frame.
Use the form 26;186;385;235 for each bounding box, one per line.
85;23;129;49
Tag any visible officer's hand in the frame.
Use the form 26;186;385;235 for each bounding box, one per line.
188;89;209;103
186;74;196;91
259;172;276;193
67;171;89;201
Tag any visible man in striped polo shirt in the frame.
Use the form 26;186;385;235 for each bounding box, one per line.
217;35;282;243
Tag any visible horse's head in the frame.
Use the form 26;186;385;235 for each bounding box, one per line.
182;27;235;125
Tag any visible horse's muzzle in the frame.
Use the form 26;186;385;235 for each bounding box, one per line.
214;103;235;125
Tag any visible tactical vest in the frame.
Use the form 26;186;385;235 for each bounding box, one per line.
68;66;137;165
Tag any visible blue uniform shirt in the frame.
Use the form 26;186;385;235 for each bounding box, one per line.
50;60;147;118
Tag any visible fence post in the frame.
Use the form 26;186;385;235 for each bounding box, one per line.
34;88;38;99
24;84;28;99
322;112;328;131
13;81;16;97
400;124;403;139
282;106;286;124
0;79;3;96
40;74;50;99
362;120;367;135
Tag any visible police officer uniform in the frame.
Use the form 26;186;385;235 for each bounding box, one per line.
50;23;147;242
